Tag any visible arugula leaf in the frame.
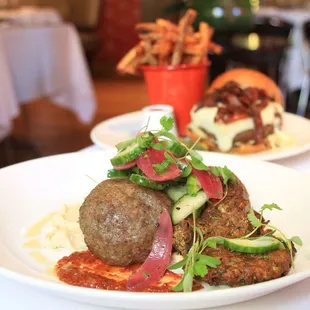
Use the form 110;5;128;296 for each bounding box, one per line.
247;209;262;228
261;203;282;212
290;236;303;246
197;254;221;268
193;263;208;277
168;257;188;270
160;116;174;132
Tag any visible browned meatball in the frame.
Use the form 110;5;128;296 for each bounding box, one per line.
79;179;172;266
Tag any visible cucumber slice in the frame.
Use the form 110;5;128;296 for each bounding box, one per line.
110;142;143;166
186;175;201;196
115;138;137;151
172;190;208;225
224;236;282;254
166;185;187;202
107;169;131;178
129;174;166;191
111;132;154;166
168;141;188;157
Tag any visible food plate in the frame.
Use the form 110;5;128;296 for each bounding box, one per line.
0;150;310;309
90;112;310;161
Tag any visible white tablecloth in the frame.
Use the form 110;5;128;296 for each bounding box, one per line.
0;23;96;140
1;145;310;309
0;6;62;25
255;8;310;92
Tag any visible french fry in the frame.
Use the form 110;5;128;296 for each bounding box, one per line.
139;33;162;41
171;9;197;65
192;22;213;64
116;9;222;74
158;39;173;65
209;41;223;54
141;40;158;65
135;23;160;33
117;45;141;74
156;18;179;33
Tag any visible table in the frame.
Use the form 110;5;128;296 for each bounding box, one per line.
0;23;96;141
255;8;310;92
1;145;310;309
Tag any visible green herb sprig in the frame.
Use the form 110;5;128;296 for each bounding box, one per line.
245;203;303;264
168;213;221;292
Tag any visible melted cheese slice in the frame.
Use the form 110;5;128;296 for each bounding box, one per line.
189;102;283;152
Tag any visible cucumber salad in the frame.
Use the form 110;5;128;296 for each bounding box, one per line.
107;116;302;292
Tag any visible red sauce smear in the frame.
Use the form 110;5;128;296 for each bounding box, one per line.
55;251;203;293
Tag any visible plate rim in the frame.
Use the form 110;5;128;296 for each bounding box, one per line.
90;112;310;161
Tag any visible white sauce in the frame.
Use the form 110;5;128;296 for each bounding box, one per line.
189;102;284;152
24;204;87;252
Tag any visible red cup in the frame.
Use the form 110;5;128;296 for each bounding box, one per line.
141;63;209;136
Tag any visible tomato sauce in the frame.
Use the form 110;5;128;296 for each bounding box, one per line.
55;251;202;292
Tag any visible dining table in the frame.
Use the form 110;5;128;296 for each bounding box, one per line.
0;22;96;142
1;141;310;309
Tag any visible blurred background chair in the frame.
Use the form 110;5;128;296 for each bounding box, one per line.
296;21;310;116
226;16;293;86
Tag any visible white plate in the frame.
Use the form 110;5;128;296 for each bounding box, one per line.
90;112;310;161
0;150;310;309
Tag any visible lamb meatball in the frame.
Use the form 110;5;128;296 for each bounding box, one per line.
79;179;172;266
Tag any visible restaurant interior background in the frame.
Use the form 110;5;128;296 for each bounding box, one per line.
1;0;310;168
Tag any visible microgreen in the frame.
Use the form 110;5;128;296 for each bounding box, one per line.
169;214;221;292
153;152;174;174
160;116;174;132
211;166;235;185
290;236;303;246
189;151;209;171
243;203;302;266
178;160;192;178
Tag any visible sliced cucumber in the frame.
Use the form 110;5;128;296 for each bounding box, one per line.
172;190;208;225
168;141;188;157
107;169;131;178
186;175;201;196
166;185;187;202
224;236;282;254
129;174;166;191
115;137;137;151
110;142;143;166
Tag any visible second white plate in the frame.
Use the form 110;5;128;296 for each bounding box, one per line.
90;112;310;161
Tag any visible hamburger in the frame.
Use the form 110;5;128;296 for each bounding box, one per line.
188;68;284;154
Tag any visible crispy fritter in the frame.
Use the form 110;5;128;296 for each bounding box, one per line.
202;245;292;287
173;174;252;256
